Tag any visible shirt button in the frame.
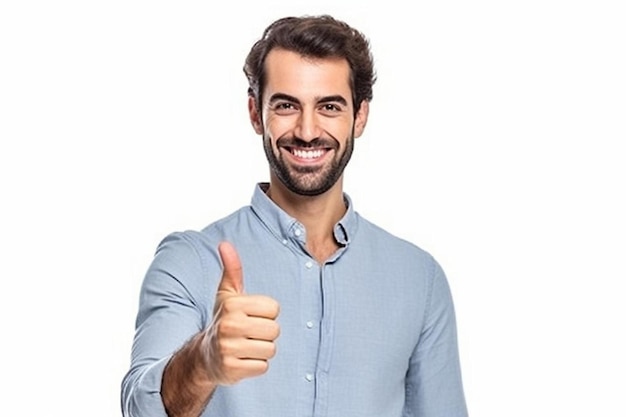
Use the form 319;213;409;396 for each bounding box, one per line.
294;229;302;237
306;321;314;329
305;261;313;269
282;239;288;245
305;373;314;382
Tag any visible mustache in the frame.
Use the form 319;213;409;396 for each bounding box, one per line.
276;136;339;149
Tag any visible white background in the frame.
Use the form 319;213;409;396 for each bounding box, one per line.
1;1;625;416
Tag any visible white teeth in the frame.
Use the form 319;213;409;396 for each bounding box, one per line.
292;149;324;159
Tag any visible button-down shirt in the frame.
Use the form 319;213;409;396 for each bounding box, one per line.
121;183;467;417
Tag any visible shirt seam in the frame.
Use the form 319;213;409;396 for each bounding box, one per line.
420;254;436;339
176;231;210;326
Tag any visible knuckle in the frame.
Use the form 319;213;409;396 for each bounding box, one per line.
220;358;242;384
221;356;238;372
220;297;241;314
217;339;233;355
217;317;240;336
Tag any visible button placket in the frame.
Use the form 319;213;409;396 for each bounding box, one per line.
298;249;321;408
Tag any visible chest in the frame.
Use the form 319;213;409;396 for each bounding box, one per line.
241;246;427;370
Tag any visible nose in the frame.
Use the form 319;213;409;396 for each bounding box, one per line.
294;108;321;142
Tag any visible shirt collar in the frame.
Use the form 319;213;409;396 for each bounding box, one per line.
250;182;357;247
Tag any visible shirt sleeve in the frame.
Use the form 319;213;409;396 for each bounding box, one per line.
121;232;218;417
404;258;468;417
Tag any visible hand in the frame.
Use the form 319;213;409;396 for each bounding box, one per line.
203;241;280;385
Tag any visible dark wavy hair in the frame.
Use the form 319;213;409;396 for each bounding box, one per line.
243;15;376;115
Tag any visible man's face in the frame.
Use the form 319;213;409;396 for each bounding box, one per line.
249;48;368;196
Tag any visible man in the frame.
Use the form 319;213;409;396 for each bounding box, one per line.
121;15;468;417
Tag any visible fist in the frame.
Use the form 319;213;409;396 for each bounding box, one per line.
204;241;280;385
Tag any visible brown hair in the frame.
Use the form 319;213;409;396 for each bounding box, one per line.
243;15;376;114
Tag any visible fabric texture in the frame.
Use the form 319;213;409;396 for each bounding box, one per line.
121;183;467;417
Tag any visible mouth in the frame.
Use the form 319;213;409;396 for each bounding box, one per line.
283;146;333;164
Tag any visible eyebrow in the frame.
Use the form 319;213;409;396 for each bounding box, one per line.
268;93;349;107
318;95;349;107
268;93;300;105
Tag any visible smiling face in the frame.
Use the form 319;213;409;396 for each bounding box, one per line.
249;48;369;197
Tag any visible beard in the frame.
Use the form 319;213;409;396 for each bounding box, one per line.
263;131;355;197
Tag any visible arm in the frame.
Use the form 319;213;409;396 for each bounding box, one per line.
405;259;468;417
161;242;279;417
161;332;217;417
121;236;279;417
121;232;211;417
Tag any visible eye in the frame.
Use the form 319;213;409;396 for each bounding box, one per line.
319;102;344;116
273;102;298;115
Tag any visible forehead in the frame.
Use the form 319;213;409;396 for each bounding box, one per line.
263;49;352;101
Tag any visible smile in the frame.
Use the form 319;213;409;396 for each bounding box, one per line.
291;148;326;159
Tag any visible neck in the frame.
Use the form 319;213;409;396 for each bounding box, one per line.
266;177;346;262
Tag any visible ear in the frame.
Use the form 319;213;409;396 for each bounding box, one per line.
353;100;370;138
248;96;263;135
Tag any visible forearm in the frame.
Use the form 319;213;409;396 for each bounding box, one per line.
162;332;217;417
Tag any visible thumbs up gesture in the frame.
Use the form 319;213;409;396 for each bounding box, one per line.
204;242;281;385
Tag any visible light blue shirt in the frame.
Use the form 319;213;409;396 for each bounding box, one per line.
121;183;467;417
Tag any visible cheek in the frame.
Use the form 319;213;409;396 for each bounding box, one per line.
264;116;295;139
323;119;354;140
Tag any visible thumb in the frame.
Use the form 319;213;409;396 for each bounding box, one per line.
217;241;244;295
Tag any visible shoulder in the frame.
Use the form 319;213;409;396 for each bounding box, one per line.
159;205;254;247
351;212;450;289
145;205;255;297
353;212;435;264
151;205;254;272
